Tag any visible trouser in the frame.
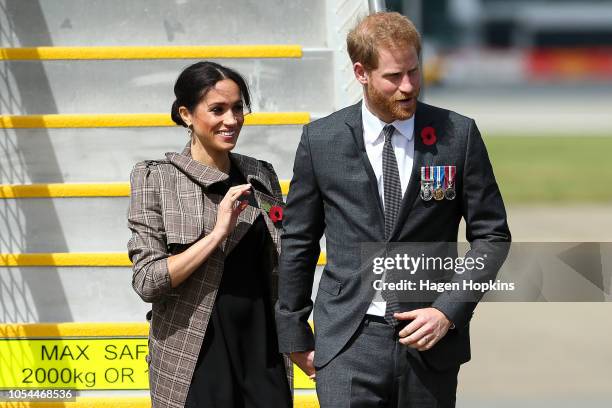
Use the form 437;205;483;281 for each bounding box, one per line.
316;315;459;408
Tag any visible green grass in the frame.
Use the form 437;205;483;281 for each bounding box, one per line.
484;136;612;204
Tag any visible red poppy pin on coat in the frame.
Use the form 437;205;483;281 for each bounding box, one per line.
269;206;283;223
260;199;283;226
421;126;437;146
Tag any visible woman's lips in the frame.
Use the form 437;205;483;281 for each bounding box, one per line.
216;130;236;141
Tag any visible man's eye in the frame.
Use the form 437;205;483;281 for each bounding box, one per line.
385;73;402;80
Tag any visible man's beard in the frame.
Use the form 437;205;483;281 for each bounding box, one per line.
367;82;418;121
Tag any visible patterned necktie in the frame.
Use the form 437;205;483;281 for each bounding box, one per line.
381;124;402;325
382;124;402;239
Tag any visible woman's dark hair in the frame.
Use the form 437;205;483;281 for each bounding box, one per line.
170;61;251;127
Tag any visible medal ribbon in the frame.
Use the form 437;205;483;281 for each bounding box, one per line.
422;166;434;181
444;166;455;188
435;166;444;188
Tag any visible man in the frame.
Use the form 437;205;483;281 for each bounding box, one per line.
276;12;510;407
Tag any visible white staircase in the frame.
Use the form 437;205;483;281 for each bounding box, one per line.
0;0;373;405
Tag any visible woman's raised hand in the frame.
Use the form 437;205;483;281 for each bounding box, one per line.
213;184;252;239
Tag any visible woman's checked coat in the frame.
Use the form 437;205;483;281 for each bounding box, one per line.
127;143;292;408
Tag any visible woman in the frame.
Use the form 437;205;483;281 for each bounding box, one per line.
127;61;292;408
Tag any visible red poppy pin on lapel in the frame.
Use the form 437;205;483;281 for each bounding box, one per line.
269;206;283;223
260;200;283;226
421;126;437;146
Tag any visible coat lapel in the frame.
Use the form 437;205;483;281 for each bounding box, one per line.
231;153;275;196
345;102;386;237
231;153;284;256
166;143;230;187
390;102;434;239
165;143;279;256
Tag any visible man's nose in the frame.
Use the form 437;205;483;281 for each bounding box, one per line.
398;74;415;94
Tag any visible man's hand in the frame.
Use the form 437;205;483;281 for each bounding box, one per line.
290;350;316;380
395;308;452;351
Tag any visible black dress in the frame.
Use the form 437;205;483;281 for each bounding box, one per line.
185;164;291;408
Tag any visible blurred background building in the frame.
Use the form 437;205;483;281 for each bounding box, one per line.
394;0;612;85
385;0;612;141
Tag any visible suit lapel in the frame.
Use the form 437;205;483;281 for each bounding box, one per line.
390;102;433;239
345;102;386;236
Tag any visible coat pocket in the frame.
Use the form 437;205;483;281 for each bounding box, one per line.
318;275;342;296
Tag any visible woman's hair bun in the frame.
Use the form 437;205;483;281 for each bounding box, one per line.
170;100;187;127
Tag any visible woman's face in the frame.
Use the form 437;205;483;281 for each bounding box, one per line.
182;79;245;154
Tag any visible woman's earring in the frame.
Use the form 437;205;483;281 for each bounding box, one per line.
187;125;193;138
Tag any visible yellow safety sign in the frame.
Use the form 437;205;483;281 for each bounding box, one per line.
0;338;148;390
0;338;314;390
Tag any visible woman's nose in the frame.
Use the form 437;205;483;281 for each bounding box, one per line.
223;111;238;126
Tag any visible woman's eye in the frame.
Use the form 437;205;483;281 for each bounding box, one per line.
211;107;223;114
233;105;244;113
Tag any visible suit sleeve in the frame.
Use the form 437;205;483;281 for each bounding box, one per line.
275;125;325;353
127;162;172;303
432;119;511;329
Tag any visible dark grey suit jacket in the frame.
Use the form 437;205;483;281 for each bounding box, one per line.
276;101;511;371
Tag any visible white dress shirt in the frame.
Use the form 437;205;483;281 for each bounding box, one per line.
362;101;415;316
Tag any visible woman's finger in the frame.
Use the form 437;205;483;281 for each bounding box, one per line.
228;183;251;193
231;197;249;211
227;184;251;201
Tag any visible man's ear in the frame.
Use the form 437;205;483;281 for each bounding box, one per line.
353;62;368;85
178;106;192;127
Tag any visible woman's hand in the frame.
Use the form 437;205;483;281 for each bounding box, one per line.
213;184;252;239
290;350;316;380
165;183;251;289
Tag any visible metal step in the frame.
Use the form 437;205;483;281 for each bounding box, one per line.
0;265;323;322
0;197;130;252
0;190;327;251
0;0;327;47
0;125;304;184
0;51;334;114
0;266;148;322
0;178;329;252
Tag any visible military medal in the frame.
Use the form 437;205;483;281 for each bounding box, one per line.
444;166;456;200
420;166;433;201
433;166;445;201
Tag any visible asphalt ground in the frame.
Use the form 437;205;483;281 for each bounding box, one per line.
457;204;612;407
